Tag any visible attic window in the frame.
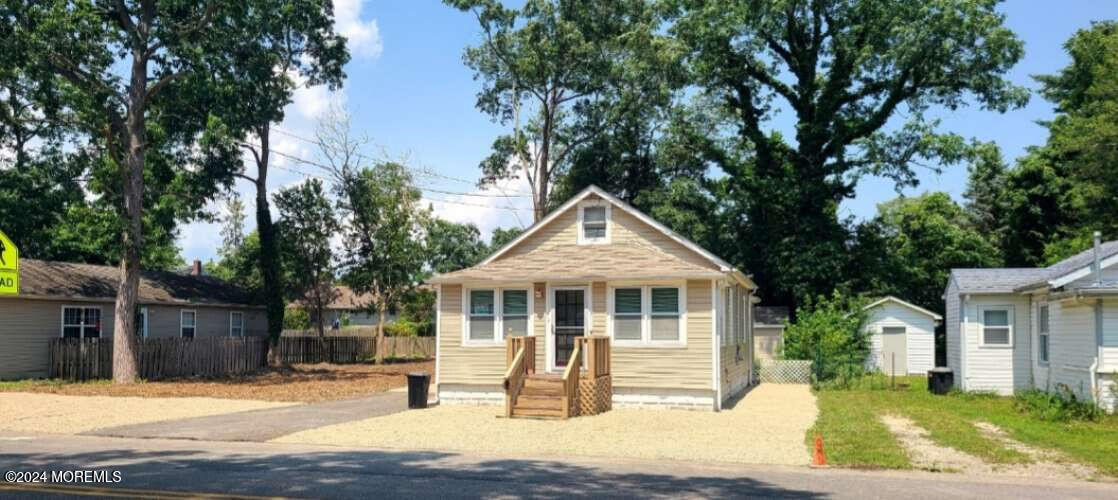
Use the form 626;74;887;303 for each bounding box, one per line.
578;203;610;244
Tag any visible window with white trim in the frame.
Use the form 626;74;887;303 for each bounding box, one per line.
610;285;684;345
577;203;610;244
981;307;1012;346
181;310;197;338
1038;304;1049;363
502;290;529;337
62;306;101;339
230;311;245;337
465;288;530;343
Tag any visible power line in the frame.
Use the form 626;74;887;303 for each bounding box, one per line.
269;125;533;197
247;144;532;212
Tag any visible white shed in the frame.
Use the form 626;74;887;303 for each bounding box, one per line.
863;296;942;375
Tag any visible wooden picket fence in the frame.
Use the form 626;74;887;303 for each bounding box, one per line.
49;337;268;382
48;336;436;381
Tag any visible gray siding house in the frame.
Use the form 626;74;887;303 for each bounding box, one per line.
1;259;266;379
945;236;1118;411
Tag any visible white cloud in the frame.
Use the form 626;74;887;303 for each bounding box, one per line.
424;172;534;243
334;0;383;60
290;70;343;121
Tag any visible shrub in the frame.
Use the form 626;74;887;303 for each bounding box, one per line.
283;308;311;330
782;291;871;385
1013;386;1102;422
384;319;420;337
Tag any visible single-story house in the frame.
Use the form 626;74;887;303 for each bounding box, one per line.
289;285;397;328
754;306;788;360
0;259;266;379
945;235;1118;411
427;185;757;411
863;296;941;375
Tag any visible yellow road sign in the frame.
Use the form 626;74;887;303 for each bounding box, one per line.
0;229;18;295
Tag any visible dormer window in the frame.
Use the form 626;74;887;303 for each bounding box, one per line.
578;202;610;244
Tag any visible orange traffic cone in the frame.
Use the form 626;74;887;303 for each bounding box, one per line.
812;434;827;467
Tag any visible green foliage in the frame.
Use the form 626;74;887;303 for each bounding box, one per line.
445;0;668;219
384;320;420;337
783;292;870;383
857;192;1001;312
1014;387;1103;423
660;0;1027;307
400;288;436;337
487;227;524;252
283;308;311;330
275;179;339;336
425;219;487;274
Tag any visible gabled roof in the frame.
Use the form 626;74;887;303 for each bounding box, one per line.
949;268;1051;294
11;259;261;307
946;240;1118;294
863;296;942;321
441;185;755;288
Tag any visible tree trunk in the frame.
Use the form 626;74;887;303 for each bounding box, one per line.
112;50;148;384
376;301;387;365
254;126;286;365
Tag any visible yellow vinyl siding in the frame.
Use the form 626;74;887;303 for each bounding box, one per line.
494;194;719;272
611;280;713;391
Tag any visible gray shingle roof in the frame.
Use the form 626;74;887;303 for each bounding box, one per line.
950;268;1051;293
950;240;1118;293
755;306;789;325
14;259;260;307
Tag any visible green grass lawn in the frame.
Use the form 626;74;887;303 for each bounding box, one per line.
809;375;1118;476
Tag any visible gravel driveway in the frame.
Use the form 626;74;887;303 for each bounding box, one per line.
0;393;293;435
273;384;818;465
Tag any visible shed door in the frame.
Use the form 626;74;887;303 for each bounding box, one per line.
881;327;907;375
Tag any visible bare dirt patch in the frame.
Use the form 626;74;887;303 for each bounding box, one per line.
974;421;1099;480
274;383;819;465
882;414;1100;480
0;393;292;434
1;361;433;403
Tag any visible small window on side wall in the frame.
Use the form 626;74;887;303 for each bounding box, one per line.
181;310;197;339
230;311;244;337
981;308;1011;346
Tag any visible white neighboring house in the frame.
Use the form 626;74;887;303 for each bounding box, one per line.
863;296;941;375
945;234;1118;411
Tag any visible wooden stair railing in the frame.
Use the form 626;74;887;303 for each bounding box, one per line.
561;339;583;419
503;337;536;418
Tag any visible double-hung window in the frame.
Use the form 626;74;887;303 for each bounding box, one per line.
62;306;101;339
610;285;684;345
136;307;148;338
981;307;1012;346
578;203;609;244
721;286;732;346
465;288;530;344
230;311;244;337
1038;304;1049;363
181;310;197;339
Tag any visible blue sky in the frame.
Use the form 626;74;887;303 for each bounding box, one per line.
180;1;1118;263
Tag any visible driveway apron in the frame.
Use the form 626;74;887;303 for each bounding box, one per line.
86;391;408;442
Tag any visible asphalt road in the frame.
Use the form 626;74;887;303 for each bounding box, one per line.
1;432;1116;499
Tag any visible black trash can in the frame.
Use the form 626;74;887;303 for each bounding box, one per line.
406;372;431;409
927;367;954;395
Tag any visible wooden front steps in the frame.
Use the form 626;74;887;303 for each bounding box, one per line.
504;336;612;420
510;375;564;418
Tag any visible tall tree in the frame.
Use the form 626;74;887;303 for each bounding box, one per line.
219;0;347;360
274;179;339;338
665;0;1028;307
445;0;661;221
317;110;428;364
962;141;1010;246
7;0;260;382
